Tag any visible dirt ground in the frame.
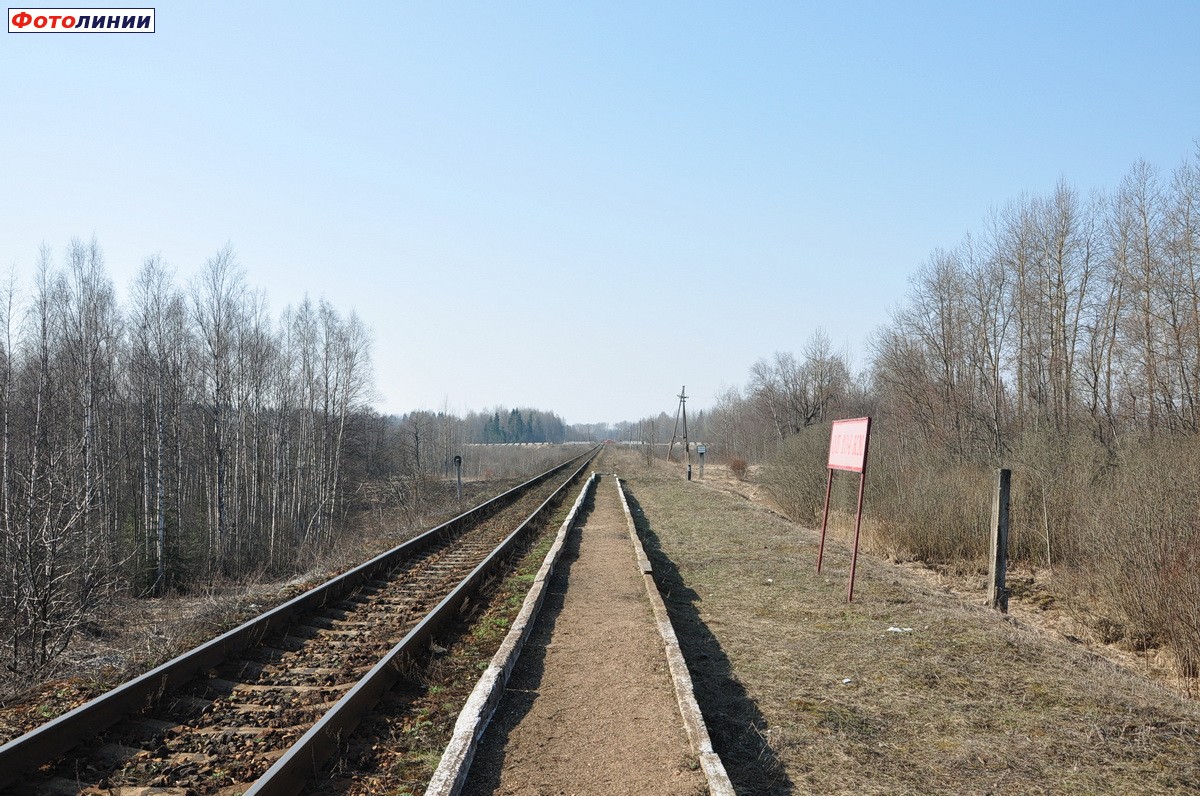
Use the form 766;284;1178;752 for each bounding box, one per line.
463;473;707;796
617;450;1200;795
698;459;1198;696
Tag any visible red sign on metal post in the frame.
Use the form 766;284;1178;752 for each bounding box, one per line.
827;416;869;472
816;417;872;601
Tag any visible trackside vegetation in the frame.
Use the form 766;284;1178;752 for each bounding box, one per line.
703;148;1200;683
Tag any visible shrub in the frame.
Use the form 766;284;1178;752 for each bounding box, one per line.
1078;439;1200;675
728;457;749;481
864;428;991;565
1006;429;1110;570
760;426;829;523
762;421;990;564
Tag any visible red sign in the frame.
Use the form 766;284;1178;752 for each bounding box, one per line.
827;417;870;473
818;416;873;602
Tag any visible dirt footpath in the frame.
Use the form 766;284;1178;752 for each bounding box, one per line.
463;474;707;796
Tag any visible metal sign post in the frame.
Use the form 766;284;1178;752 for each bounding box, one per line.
815;417;872;602
453;455;463;502
816;468;835;574
697;444;706;478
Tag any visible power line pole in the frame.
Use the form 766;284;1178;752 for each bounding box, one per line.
665;386;690;465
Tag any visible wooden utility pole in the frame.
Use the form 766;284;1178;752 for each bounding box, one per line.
987;468;1011;612
665;386;689;464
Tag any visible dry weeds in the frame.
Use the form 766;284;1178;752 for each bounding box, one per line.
618;450;1200;795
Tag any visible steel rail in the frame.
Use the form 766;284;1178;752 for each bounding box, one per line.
243;448;598;795
0;446;598;787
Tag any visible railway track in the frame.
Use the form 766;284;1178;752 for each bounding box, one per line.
0;446;599;795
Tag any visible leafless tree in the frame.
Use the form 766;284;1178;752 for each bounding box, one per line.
749;330;850;441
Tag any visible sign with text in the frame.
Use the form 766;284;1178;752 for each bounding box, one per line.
8;8;155;32
827;417;870;473
818;416;873;602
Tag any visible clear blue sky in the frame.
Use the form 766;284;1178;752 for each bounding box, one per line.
3;2;1199;424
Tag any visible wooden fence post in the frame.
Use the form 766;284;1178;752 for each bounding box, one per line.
987;468;1011;612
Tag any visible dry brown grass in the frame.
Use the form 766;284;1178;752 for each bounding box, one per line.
762;425;1200;680
616;449;1200;795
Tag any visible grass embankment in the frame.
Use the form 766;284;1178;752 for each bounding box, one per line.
617;451;1200;796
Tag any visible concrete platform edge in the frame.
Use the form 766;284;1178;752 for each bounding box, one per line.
423;471;598;796
615;474;737;796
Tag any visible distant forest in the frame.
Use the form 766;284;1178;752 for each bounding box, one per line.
475;408;567;444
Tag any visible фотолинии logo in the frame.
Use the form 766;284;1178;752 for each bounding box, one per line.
8;7;155;32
